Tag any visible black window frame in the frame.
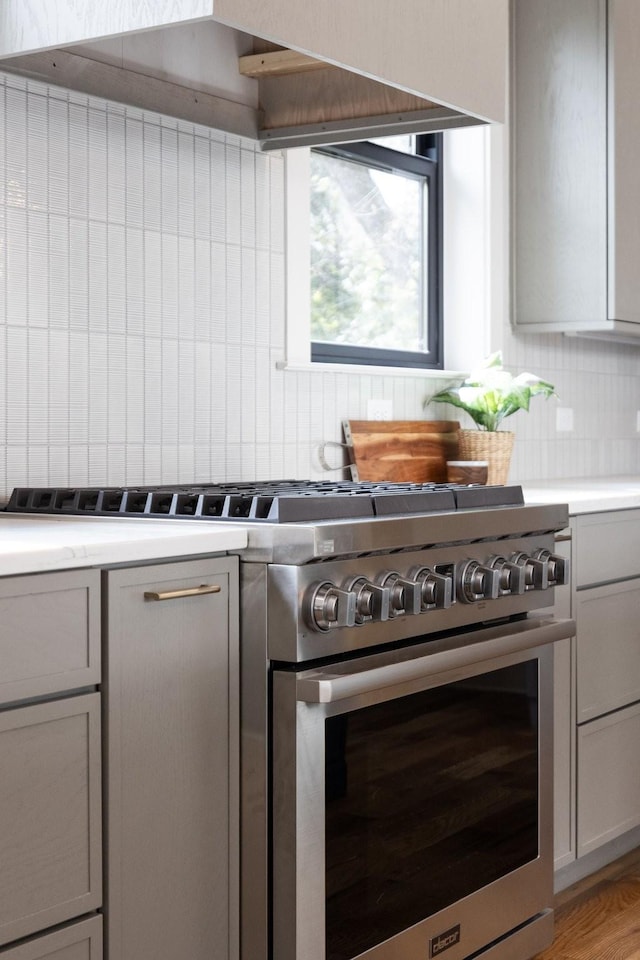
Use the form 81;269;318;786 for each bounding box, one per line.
310;133;443;370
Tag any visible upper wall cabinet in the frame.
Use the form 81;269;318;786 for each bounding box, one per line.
0;1;508;148
512;0;640;342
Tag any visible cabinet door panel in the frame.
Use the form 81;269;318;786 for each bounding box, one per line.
0;570;101;704
577;701;640;856
608;0;640;321
105;557;239;960
0;915;102;960
0;695;102;946
576;579;640;721
512;0;607;329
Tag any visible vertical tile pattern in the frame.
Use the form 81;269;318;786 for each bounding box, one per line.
0;68;639;499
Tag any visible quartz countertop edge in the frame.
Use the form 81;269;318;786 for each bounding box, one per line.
523;476;640;515
0;514;248;577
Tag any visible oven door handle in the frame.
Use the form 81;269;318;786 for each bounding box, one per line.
295;616;575;703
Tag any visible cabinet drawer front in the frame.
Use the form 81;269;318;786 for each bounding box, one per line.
576;578;640;721
575;510;640;586
0;695;102;946
0;915;102;959
0;570;100;704
577;701;640;857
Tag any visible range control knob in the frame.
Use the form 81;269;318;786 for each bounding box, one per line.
532;548;570;586
378;571;422;617
457;559;501;603
509;552;549;590
304;581;357;632
408;566;454;611
345;577;390;624
487;555;527;595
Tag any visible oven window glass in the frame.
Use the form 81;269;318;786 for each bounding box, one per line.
324;661;539;960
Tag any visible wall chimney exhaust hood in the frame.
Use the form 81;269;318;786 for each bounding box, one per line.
0;1;508;148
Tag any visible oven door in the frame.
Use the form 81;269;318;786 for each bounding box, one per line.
272;615;574;960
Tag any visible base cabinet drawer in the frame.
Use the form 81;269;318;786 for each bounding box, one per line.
0;916;102;959
0;695;102;947
577;700;640;857
575;510;640;586
0;570;101;706
576;579;640;721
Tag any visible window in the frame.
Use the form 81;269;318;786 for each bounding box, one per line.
282;125;498;377
309;134;442;369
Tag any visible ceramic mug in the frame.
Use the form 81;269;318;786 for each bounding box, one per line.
446;460;489;485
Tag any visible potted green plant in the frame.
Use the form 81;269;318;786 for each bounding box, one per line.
426;351;556;484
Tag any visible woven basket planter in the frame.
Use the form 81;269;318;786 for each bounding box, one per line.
457;429;515;486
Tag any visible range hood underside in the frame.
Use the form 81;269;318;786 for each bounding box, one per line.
0;24;486;149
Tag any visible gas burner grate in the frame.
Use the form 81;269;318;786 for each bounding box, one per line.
3;480;524;524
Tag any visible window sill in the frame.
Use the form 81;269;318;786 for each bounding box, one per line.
275;360;465;379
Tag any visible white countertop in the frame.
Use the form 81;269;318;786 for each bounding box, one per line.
0;514;248;577
523;476;640;515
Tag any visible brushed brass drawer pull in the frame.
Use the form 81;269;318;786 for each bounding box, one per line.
144;584;222;602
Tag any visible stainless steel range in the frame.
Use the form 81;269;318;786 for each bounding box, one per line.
5;480;574;960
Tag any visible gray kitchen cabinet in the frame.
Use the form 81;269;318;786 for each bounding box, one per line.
575;579;640;722
577;701;640;857
0;571;102;952
104;556;239;960
573;509;640;585
573;511;640;859
0;569;101;705
0;695;102;947
512;0;640;341
0;915;102;960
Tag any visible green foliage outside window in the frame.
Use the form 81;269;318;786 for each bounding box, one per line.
310;150;425;354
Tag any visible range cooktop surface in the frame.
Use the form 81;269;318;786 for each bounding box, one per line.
2;481;571;564
3;479;525;524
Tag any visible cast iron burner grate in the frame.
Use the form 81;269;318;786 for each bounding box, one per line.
3;480;525;524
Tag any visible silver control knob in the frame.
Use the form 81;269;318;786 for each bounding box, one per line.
305;581;357;632
457;559;501;603
408;566;454;610
487;555;527;595
510;552;549;590
345;576;390;624
379;571;422;617
532;548;570;586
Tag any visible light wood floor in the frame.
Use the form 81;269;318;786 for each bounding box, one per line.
535;847;640;960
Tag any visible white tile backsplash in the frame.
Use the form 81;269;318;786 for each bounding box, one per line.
0;68;639;498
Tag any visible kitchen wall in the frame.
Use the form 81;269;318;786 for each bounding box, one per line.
0;68;638;499
503;327;640;481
